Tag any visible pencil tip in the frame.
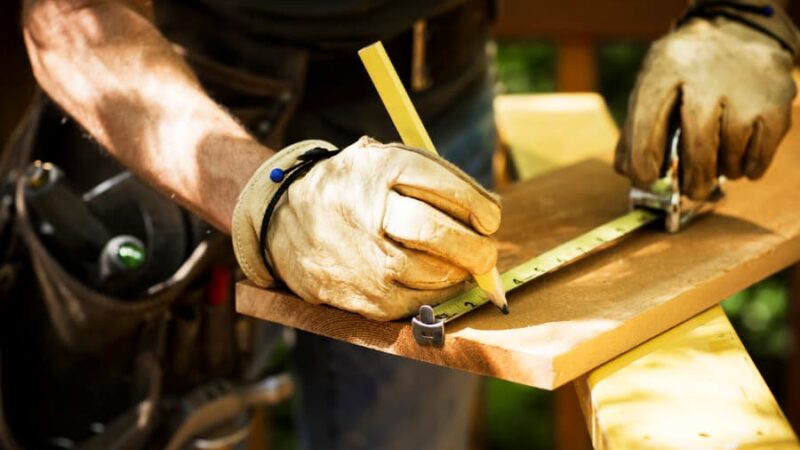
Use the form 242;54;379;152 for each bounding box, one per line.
501;304;510;315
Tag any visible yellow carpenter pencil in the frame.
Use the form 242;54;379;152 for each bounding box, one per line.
358;41;508;314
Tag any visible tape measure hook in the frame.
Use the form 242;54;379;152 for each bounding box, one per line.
412;305;445;346
629;127;725;233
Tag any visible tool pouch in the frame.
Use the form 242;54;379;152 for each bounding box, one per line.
0;25;308;351
0;47;305;447
2;94;220;355
0;96;228;447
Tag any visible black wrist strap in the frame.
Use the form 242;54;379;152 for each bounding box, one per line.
677;0;800;55
258;147;342;283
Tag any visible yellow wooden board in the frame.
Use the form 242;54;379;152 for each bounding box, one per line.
494;93;618;180
575;306;800;449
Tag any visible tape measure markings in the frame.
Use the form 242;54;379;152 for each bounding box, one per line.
357;41;665;327
431;209;659;322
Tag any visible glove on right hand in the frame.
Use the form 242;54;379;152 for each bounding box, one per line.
233;137;502;321
615;17;797;200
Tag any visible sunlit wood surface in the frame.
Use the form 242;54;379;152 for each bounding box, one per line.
237;97;800;390
576;306;800;449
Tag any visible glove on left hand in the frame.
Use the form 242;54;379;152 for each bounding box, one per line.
232;137;501;321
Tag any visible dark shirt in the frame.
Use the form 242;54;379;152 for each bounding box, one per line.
154;0;492;164
157;0;465;51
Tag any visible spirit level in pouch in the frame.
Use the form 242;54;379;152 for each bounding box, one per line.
412;125;726;347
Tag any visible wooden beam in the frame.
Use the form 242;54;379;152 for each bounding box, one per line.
493;0;686;40
575;306;800;449
237;99;800;389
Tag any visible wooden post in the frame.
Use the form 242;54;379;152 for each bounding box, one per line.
556;39;597;92
555;386;592;450
246;407;270;450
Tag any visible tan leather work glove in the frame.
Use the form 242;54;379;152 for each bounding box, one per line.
232;137;501;321
616;16;797;200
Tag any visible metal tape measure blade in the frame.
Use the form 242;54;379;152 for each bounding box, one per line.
431;209;659;323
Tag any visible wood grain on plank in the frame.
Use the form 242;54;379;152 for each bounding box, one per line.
237;108;800;390
575;306;800;450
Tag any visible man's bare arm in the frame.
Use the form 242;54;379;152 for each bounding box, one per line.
22;0;275;233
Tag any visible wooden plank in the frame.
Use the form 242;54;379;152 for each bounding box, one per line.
493;0;686;40
575;306;800;449
237;103;800;390
493;93;618;180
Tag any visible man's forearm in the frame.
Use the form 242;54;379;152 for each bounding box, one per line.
22;0;275;233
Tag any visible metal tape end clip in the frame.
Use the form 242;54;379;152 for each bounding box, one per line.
411;305;444;347
629;127;725;233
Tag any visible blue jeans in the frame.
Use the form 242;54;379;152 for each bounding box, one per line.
288;72;495;450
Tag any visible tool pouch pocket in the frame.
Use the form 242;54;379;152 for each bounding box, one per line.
0;94;227;356
14;198;223;355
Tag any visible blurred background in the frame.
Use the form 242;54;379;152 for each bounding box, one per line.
1;1;798;449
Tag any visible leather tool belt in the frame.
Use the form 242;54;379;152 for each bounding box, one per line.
304;0;494;105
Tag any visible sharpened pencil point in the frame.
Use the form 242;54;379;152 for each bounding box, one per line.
501;305;509;315
475;268;508;314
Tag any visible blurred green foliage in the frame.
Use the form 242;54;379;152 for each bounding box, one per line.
485;379;553;449
494;40;649;124
723;273;791;360
494;41;555;94
597;43;649;124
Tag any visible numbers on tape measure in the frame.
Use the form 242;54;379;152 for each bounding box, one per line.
430;210;659;323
